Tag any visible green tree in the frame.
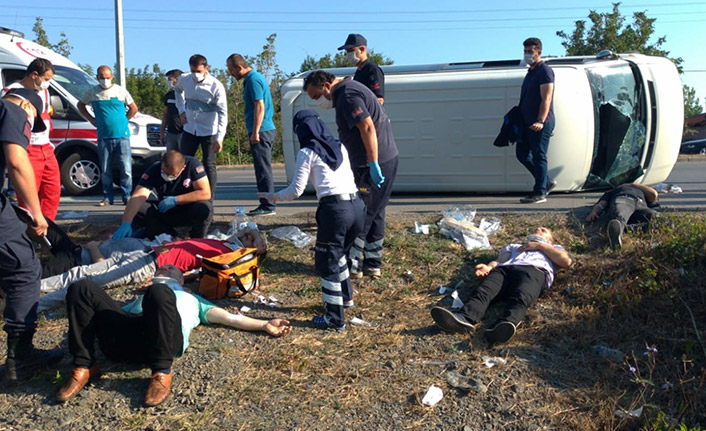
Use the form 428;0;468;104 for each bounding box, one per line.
299;50;393;73
32;17;73;57
556;2;697;117
125;64;168;117
683;85;704;118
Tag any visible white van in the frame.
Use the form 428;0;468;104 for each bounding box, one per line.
0;27;164;195
281;52;684;192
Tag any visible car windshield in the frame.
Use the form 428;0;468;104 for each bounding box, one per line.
584;62;648;189
51;65;97;102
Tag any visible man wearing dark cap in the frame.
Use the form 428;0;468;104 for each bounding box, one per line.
338;33;385;105
1;88;62;381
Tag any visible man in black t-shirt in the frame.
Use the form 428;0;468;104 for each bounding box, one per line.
160;69;184;151
1;90;63;381
585;183;659;250
338;33;385;105
112;150;213;240
303;70;399;279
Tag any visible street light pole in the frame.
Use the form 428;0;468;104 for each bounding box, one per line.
114;0;126;86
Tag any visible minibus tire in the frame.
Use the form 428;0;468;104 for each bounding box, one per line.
60;150;102;196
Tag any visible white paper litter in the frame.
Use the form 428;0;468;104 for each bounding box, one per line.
450;290;464;309
257;295;268;304
240;306;251;313
615;406;643;419
414;221;430;235
268;295;279;303
421;385;443;406
268;302;276;308
350;317;372;327
482;356;507;368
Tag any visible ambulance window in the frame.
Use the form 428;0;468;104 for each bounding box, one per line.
51;65;98;102
584;63;648;188
1;68;25;88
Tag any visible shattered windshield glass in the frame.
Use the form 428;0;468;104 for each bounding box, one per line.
584;63;647;189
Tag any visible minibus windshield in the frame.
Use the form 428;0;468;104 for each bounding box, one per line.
584;63;647;188
51;65;98;102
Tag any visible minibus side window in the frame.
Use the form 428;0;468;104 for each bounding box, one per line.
584;64;648;188
1;68;26;89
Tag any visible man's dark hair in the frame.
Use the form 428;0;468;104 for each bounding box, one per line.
165;69;183;79
226;54;249;69
162;150;185;170
26;58;54;77
188;54;208;68
523;37;542;51
303;70;336;91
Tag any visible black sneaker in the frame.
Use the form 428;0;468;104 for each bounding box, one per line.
484;320;516;343
607;219;623;250
520;194;547;204
430;306;476;333
247;205;276;216
546;180;558;195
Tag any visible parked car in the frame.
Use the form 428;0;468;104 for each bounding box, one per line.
680;138;706;155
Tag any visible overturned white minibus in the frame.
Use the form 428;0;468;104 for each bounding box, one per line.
280;52;683;192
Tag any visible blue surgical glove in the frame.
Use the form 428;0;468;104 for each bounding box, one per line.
368;161;385;188
158;196;178;213
112;222;132;240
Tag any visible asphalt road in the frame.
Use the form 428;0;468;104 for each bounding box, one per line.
56;158;705;222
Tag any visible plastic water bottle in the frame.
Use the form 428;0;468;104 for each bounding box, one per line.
231;207;250;234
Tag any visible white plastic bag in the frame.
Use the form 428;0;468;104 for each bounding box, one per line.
270;226;315;248
438;217;491;251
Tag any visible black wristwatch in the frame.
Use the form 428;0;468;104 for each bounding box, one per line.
536;120;544;124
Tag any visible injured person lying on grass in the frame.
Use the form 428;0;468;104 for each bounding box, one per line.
431;226;572;344
37;220;266;312
56;265;291;407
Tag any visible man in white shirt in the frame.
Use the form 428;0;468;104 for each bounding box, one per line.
1;58;61;220
174;54;227;198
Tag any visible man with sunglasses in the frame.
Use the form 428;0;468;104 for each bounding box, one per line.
112;150;213;240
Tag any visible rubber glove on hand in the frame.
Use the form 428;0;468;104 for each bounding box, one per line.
158;196;178;213
257;192;278;204
112;222;133;240
369;161;385;188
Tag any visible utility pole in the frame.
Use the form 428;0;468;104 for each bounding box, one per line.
114;0;126;86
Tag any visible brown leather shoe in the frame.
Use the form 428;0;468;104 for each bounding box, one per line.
57;364;100;402
144;370;173;407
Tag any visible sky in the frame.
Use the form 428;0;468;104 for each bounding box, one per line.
1;0;704;111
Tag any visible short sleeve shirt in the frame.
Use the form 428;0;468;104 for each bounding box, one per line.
80;84;134;139
243;70;275;133
354;60;385;99
497;243;565;289
332;78;398;168
138;156;207;199
163;90;182;133
0;99;32;244
519;61;555;126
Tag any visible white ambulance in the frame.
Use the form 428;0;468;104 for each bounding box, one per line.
0;27;164;195
281;51;684;192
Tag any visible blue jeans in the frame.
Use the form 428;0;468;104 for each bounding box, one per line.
516;121;554;195
98;137;132;201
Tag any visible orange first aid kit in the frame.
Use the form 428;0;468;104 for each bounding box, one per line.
197;248;260;299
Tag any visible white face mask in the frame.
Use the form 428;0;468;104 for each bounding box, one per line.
193;73;205;83
523;53;536;66
161;170;180;182
98;78;112;89
346;51;360;66
34;77;50;91
316;94;333;109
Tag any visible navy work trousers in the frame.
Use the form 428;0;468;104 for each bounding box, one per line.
315;196;365;328
0;231;41;334
350;156;398;273
134;200;213;239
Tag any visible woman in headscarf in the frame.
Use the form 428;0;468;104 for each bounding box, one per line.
259;110;364;331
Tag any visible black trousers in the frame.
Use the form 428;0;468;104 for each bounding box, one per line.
607;195;656;232
461;265;546;325
42;218;83;278
349;156;398;272
180;131;217;198
134;200;213;239
315;196;365;327
250;129;276;210
66;279;183;371
0;232;41;334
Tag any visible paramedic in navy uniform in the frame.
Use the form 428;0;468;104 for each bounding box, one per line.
0;88;63;381
112;150;213;240
516;37;556;204
259;110;365;330
303;71;398;280
338;33;385;105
